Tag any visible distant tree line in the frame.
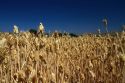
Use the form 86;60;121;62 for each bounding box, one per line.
29;28;79;37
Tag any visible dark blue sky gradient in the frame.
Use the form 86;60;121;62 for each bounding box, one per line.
0;0;125;33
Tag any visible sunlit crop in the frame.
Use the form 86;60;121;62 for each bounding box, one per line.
0;31;125;83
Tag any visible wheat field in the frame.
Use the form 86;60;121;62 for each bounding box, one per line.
0;31;125;83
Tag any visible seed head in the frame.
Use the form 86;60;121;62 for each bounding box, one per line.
120;54;125;62
37;22;44;34
0;38;7;48
102;19;108;27
13;25;19;34
89;70;96;78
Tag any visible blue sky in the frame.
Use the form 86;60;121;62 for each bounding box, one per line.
0;0;125;33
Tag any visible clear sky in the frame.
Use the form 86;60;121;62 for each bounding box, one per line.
0;0;125;33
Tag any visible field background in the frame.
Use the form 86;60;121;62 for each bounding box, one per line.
0;32;125;83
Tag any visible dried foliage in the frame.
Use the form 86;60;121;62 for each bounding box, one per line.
0;31;125;83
